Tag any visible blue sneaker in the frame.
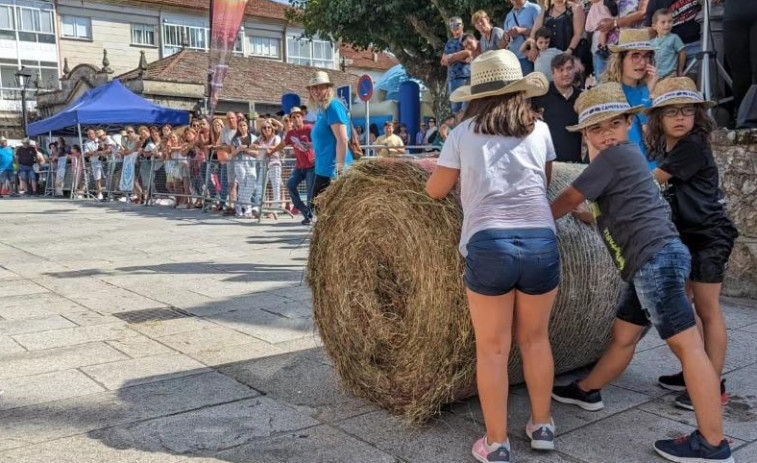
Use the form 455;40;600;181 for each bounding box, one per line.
654;430;734;463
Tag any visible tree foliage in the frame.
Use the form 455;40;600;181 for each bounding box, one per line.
287;0;511;117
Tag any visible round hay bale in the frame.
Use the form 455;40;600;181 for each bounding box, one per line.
307;159;622;423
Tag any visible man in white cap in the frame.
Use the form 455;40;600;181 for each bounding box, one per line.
0;136;15;197
15;138;43;195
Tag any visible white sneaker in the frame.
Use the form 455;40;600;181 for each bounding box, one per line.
525;418;555;450
96;193;103;200
117;197;127;202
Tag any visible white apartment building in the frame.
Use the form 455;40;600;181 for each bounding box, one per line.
56;0;341;77
0;0;59;135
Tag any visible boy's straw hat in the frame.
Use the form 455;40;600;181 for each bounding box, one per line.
450;49;548;102
567;82;644;132
307;71;334;88
609;28;656;53
95;129;107;137
648;76;715;110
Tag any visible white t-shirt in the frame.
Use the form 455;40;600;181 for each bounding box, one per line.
437;119;557;257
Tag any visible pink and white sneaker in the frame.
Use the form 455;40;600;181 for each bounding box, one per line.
525;418;556;450
472;436;511;463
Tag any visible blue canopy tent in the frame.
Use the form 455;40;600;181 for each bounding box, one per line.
28;79;189;138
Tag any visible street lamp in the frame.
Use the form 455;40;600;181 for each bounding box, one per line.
15;66;33;137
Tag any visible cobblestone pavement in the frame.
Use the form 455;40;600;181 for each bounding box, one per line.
0;199;756;463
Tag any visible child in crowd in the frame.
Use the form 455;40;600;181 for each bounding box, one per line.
585;0;618;61
550;82;734;463
427;49;559;463
523;28;562;80
651;9;687;79
645;77;739;411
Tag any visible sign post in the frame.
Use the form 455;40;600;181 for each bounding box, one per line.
357;74;374;145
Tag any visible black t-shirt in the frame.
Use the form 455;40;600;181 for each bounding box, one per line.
644;0;702;44
532;83;584;163
657;131;738;249
724;0;757;22
16;146;37;166
572;143;679;281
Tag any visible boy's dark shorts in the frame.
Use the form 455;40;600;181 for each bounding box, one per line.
465;228;560;296
615;240;697;340
689;237;735;284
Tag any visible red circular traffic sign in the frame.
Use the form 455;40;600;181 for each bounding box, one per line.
358;74;373;102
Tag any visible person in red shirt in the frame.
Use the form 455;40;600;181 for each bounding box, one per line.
270;106;316;224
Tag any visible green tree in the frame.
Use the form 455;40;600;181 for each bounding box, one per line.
287;0;511;118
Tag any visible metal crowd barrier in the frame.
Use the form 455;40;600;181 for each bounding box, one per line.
49;144;436;223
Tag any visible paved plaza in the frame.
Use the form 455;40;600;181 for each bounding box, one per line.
0;199;756;463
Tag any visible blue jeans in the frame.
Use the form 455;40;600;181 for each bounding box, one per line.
615;240;696;340
465;228;560;296
519;57;535;75
287;167;315;218
18;165;35;184
449;77;470;115
593;52;608;81
682;41;701;76
219;165;229;205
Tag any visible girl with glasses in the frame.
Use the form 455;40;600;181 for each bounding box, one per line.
645;77;739;413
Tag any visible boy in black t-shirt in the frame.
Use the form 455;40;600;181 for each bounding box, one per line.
549;83;733;463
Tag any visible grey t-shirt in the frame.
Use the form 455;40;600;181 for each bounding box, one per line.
480;27;505;53
572;143;679;281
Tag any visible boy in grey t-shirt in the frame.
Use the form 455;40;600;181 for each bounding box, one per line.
549;83;733;463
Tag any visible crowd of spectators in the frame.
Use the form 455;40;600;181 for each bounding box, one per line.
0;110;322;222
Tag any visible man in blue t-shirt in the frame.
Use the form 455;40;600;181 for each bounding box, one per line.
504;0;542;74
441;16;472;116
0;137;16;197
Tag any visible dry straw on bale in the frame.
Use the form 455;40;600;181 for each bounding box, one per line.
307;159;622;423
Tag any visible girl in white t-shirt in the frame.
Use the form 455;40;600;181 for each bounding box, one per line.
426;49;559;462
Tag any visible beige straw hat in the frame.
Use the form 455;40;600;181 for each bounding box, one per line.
567;82;644;132
449;49;549;103
609;28;656;53
307;71;334;88
648;76;715;110
95;129;107;137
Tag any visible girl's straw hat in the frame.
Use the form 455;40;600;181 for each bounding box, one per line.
648;76;716;110
609;28;656;53
567;82;644;132
307;71;334;88
450;49;548;102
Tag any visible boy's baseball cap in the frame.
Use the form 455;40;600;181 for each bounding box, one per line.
567;82;644;132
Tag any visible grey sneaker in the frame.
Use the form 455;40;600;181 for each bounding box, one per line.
525;418;555;450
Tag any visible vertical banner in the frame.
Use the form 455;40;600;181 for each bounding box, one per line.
119;153;137;193
208;0;249;116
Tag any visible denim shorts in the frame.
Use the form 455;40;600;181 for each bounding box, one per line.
0;170;12;184
616;240;697;340
465;228;560;296
18;165;35;183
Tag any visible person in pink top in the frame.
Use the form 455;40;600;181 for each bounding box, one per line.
271;106;315;224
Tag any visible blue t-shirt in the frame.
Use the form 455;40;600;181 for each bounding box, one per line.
651;33;685;79
504;1;542;60
622;83;655;169
312;99;354;178
444;36;471;81
0;146;13;172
